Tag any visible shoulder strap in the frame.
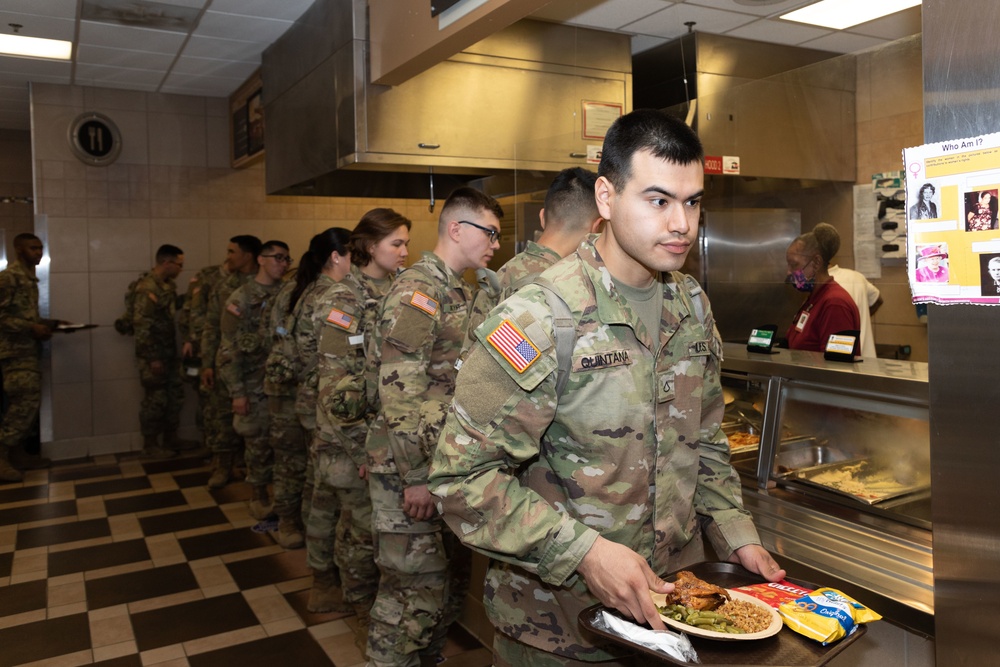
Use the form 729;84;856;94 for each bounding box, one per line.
531;277;576;399
669;271;706;326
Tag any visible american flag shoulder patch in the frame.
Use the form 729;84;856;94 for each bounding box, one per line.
226;302;241;316
409;291;439;316
326;307;353;329
487;319;540;373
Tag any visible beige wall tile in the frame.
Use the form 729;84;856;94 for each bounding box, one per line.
88;218;152;272
30;103;82;163
90;327;138;381
91;378;142;435
49;327;92;384
90;271;145;325
148;112;207;167
51;381;93;440
46;217;90;273
49;272;92;324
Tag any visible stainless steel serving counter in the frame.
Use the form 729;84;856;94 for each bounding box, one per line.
720;344;934;638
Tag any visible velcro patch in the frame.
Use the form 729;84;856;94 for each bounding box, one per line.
487;319;539;373
326;307;353;329
689;340;711;356
226;303;241;317
408;291;439;316
573;349;632;371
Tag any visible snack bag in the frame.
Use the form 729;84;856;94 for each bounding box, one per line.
778;588;882;645
731;580;814;608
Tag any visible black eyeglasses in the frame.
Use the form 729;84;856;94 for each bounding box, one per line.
458;220;501;243
261;254;292;263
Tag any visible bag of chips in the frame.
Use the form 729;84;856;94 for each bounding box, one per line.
731;580;814;608
778;588;882;645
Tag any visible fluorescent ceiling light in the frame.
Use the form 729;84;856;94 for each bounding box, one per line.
0;34;72;61
781;0;921;30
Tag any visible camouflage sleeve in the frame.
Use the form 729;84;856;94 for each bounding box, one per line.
295;289;325;414
200;283;223;371
0;272;36;335
429;296;597;586
176;274;200;344
187;274;210;348
377;279;442;485
691;295;761;556
132;279;162;361
216;290;247;398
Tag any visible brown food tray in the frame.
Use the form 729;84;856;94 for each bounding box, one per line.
579;561;867;666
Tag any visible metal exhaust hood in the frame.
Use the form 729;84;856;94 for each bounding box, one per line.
262;0;631;199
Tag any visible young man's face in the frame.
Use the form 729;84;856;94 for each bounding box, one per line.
597;149;703;274
226;242;255;273
258;247;290;282
456;211;501;271
16;238;45;266
163;254;184;280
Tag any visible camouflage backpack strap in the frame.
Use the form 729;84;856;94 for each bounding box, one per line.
530;277;576;399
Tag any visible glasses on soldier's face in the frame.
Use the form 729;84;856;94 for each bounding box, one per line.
458;220;501;243
261;253;292;264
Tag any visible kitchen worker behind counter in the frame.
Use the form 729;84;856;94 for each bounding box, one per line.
429;108;785;666
784;223;860;355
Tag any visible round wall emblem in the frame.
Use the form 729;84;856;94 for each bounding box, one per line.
68;112;122;166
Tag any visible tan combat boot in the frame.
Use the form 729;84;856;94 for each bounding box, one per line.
140;435;177;460
269;516;304;549
207;451;234;489
306;568;352;613
248;484;274;520
0;456;24;483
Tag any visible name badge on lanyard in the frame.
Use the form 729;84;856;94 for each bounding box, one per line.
795;310;810;332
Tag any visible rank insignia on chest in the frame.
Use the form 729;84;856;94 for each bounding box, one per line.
487;319;540;373
226;303;242;317
409;291;439;316
326;307;353;329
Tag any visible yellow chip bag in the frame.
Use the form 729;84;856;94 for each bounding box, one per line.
778;588;882;645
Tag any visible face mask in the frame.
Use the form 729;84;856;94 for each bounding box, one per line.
788;266;815;292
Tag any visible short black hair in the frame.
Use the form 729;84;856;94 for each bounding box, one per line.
544;167;599;232
261;240;289;254
599;109;703;192
230;235;263;258
155;244;183;263
438;187;504;235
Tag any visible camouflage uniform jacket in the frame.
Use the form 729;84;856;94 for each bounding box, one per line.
428;237;761;660
314;265;391;462
366;251;472;486
0;261;48;360
217;279;281;399
293;274;337;427
132;272;178;361
180;264;225;353
263;280;299;398
202;271;253;372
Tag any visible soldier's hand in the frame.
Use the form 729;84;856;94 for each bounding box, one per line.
729;544;786;583
358;463;369;482
232;396;250;416
201;368;215;389
577;536;673;631
402;484;436;521
150;360;166;376
182;342;194;358
30;323;53;341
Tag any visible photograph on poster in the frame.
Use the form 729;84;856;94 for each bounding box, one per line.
981;254;1000;296
909;182;939;220
964;188;999;231
915;244;950;283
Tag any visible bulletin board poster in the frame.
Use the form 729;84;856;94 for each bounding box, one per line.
904;131;1000;305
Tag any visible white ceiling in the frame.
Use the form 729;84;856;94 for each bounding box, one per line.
0;0;921;132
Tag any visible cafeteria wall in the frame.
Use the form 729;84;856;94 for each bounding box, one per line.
0;129;33;264
28;82;442;459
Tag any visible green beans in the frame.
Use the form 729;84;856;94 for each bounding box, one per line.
655;603;746;634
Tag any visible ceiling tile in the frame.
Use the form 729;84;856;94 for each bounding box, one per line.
726;18;833;46
631;34;671;54
0;0;78;19
74;63;165;89
208;0;315;22
76;44;177;70
182;34;264;62
847;5;922;40
78;21;187;53
624;3;758;39
531;0;675;31
196;11;293;43
684;0;815;18
171;56;258;79
0;12;76;40
799;31;887;54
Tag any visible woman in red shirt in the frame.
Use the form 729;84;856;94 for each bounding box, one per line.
785;223;861;354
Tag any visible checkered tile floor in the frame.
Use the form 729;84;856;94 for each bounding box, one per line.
0;453;491;667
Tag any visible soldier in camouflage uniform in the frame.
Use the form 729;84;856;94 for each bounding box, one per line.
132;245;186;459
179;263;228;440
201;235;261;488
218;241;290;520
365;188;502;667
0;234;62;482
429;110;786;666
465;167;602;346
309;209;410;654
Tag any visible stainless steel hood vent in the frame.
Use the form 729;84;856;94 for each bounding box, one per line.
262;0;631;198
633;32;856;182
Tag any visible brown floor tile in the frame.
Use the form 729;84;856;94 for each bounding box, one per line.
130;592;258;651
173;471;211;488
85;562;198;609
0;499;77;527
48;538;151;577
225;549;311;590
93;655;143;667
75;477;152;499
0;484;48;507
0;552;11;578
104;490;187;516
49;464;122;483
141;455;210;475
0;612;91;667
138;506;229;537
16;517;111;549
187;628;333;667
178;527;273;561
0;578;47;617
210;483;252;505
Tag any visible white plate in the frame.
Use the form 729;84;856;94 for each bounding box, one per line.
651;589;782;641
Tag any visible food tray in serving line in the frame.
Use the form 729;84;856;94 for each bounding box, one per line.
786;458;930;506
579;561;867;666
650;589;782;641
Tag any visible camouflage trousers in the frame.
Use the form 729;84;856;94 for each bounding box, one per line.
493;633;638;667
268;396;307;520
367;472;472;667
201;378;242;455
306;444;375;606
233;390;271;486
137;359;183;438
0;356;40;453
